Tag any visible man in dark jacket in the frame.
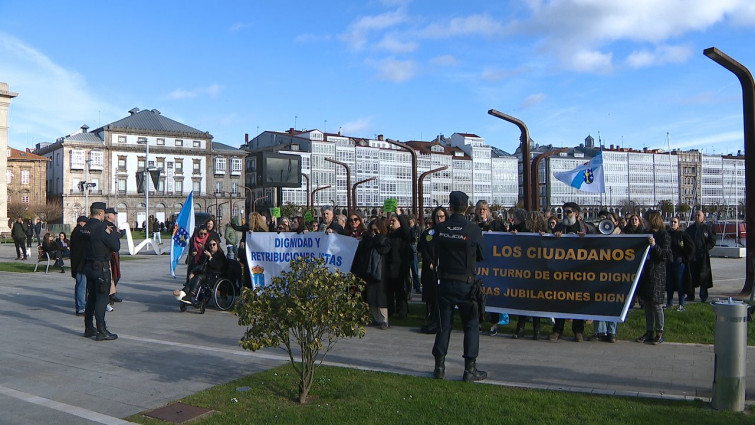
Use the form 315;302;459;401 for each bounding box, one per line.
11;217;28;260
105;208;124;304
431;191;487;382
70;216;89;315
549;201;594;342
685;209;716;302
33;218;43;246
83;202;121;341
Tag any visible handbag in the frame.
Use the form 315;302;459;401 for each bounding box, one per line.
364;248;383;282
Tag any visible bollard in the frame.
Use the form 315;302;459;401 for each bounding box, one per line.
711;298;748;411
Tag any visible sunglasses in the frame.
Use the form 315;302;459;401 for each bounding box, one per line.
564;209;574;214
349;217;360;222
208;243;218;247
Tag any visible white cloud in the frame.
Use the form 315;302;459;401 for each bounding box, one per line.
375;33;418;53
430;55;458;66
480;66;530;81
565;49;613;73
626;44;692;68
0;33;120;144
340;117;373;135
340;9;407;50
165;84;222;100
520;93;546;109
370;57;418;82
229;22;250;32
421;14;506;38
517;0;753;72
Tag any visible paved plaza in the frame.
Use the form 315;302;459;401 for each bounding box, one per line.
0;241;752;424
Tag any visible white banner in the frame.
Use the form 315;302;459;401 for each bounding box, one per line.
244;232;359;288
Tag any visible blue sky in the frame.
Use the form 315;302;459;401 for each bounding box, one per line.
1;0;754;155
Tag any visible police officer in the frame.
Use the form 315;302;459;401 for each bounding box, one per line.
83;202;121;341
431;191;486;382
105;208;124;304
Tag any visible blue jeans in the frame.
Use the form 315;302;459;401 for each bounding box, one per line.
666;261;686;307
594;320;617;335
74;272;87;313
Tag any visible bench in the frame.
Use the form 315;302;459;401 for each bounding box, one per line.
34;246;68;273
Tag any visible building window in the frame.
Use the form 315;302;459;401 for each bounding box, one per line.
231;158;242;175
21;170;30;185
89;151;104;170
175;160;183;174
192;180;201;194
118;179;126;194
214;157;226;174
215;181;223;194
70;150;85;169
157;138;165;146
193;159;201;175
156;157;165;170
118;135;126;143
193;140;201;148
137;157;146;170
175;139;183;147
175;180;183;194
21;194;29;205
231;182;239;195
118;156;127;171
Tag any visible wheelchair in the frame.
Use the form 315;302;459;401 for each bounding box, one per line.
179;259;242;314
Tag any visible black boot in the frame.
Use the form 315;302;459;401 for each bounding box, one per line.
83;325;97;338
96;324;118;341
433;356;445;379
462;358;487;382
512;325;524;339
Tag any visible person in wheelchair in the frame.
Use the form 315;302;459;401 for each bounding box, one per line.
173;234;227;303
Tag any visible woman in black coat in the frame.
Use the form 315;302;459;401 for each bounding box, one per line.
666;217;695;311
355;217;391;329
417;207;448;333
385;213;412;319
636;210;672;345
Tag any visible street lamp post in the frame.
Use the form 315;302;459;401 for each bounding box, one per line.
136;138;151;240
351;177;376;215
418;166;448;227
531;148;568;211
488;109;533;211
703;47;755;296
310;185;332;211
385;139;417;216
325;158;352;213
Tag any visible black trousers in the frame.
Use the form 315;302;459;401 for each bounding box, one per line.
84;262;111;331
552;318;584;335
13;238;26;258
432;280;479;360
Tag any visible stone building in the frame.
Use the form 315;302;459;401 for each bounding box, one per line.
34;108;245;229
6;147;49;209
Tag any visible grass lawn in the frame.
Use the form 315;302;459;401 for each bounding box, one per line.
0;255;144;273
395;300;755;345
129;365;752;425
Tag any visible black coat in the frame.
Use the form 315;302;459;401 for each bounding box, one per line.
356;233;390;308
70;224;87;277
685;222;716;289
638;229;672;304
385;215;412;280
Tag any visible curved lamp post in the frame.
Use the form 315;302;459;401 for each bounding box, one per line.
310;185;332;210
418;166;448;227
531;148;569;211
385;139;418;216
488;109;532;211
325;158;352;213
703;47;755;296
351;177;376;214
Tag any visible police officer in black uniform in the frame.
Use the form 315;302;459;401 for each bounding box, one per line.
431;191;487;382
83;202;121;341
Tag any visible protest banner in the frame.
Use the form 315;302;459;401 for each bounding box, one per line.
477;233;650;322
244;232;359;288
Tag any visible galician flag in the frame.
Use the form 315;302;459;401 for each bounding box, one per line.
170;191;195;277
554;152;606;193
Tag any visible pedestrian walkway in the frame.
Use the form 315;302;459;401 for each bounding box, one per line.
0;242;751;423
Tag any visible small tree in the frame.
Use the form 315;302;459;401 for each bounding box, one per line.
235;257;370;403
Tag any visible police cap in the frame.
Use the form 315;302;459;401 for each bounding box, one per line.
91;202;106;211
76;215;89;223
449;190;469;207
105;207;118;215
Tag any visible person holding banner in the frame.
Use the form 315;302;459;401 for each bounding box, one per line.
510;210;549;340
589;211;621;343
318;205;343;234
549;201;593;342
635;210;672;345
474;200;506;336
431;191;487;382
